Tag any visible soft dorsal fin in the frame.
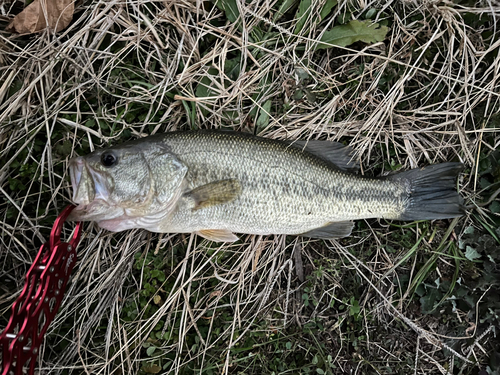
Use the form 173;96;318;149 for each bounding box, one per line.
184;179;242;210
291;140;359;173
196;229;239;242
300;221;354;239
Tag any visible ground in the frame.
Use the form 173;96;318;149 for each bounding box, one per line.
0;0;499;374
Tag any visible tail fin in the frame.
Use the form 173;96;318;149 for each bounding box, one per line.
390;163;465;221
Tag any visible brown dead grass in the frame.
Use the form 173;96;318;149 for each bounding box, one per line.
1;0;499;374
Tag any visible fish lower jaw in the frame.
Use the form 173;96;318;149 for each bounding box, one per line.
67;199;117;222
67;204;89;221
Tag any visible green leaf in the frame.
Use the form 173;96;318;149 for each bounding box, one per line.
293;89;303;100
146;346;156;356
256;100;272;130
196;77;213;99
293;0;337;33
465;246;481;261
419;287;441;314
464;225;475;235
56;140;72;155
304;89;316;102
336;11;352;25
365;8;377;19
294;0;311;33
216;0;239;23
224;58;241;80
490;200;500;214
316;19;389;50
302;293;309;307
196;67;220;117
273;0;298;22
85;118;96;128
295;67;309;81
320;0;337;20
180;100;195;128
98;120;109;130
124;111;136;123
415;284;425;297
349;298;360;316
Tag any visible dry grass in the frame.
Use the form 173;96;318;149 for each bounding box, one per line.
1;0;499;374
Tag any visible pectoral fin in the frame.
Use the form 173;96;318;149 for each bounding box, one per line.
184;179;242;210
300;221;354;239
196;229;239;242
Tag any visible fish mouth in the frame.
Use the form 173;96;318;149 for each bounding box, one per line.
68;157;114;221
69;157;86;204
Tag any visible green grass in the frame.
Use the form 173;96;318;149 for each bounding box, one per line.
1;0;500;374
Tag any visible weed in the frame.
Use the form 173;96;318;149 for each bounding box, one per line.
1;1;499;374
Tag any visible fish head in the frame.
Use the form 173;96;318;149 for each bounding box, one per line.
68;140;187;230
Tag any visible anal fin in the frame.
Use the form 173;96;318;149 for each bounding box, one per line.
300;221;354;239
196;229;239;242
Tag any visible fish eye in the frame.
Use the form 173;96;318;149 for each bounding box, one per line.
101;152;118;167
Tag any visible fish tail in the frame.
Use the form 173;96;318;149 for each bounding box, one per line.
390;162;465;220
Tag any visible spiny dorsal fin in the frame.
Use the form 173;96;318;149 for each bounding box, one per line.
196;229;239;242
291;140;359;173
184;179;242;210
300;221;354;239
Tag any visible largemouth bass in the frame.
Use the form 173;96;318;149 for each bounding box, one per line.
68;131;464;241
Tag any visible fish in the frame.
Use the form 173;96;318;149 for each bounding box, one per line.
68;130;465;242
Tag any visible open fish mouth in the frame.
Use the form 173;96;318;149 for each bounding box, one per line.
69;156;96;206
68;157;115;221
69;157;85;203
